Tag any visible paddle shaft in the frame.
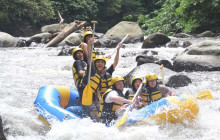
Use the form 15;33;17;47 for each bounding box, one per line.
116;83;143;127
160;64;164;85
109;34;129;57
87;22;97;84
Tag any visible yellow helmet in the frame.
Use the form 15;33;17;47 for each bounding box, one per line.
72;48;83;60
146;73;158;81
131;77;143;85
94;55;106;64
111;76;124;85
83;31;93;42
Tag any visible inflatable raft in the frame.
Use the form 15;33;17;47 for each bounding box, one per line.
126;94;199;125
34;85;85;123
34;86;200;125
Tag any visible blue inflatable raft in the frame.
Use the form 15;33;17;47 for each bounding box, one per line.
34;85;85;123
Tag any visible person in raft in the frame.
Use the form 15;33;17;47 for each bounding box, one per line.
98;76;133;125
79;27;96;62
97;43;122;100
139;73;176;107
125;77;143;109
72;48;87;90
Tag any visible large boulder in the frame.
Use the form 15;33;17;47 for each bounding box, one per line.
124;63;176;87
0;116;6;140
165;74;192;88
0;32;19;47
142;32;171;48
59;32;83;46
95;38;118;48
173;40;220;71
41;23;69;33
26;33;53;46
103;21;144;44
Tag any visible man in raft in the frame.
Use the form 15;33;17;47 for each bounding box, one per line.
139;73;176;107
99;76;133;125
72;48;87;90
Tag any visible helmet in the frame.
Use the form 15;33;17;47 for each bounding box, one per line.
83;31;93;42
131;77;143;85
72;48;83;60
94;55;106;64
111;76;124;86
146;73;158;81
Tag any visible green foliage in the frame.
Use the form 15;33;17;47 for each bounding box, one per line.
51;0;98;22
0;0;54;35
138;0;220;34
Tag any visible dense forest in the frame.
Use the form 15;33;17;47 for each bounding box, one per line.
0;0;220;36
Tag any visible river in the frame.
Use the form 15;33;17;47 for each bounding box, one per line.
0;37;220;140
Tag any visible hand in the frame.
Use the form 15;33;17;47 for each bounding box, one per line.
105;55;111;60
87;37;96;45
117;43;122;50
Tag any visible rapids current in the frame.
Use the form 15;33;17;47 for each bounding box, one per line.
0;37;220;140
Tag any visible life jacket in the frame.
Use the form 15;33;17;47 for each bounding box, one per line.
72;61;87;89
98;89;124;124
128;89;136;100
100;73;112;96
79;42;96;60
140;83;163;107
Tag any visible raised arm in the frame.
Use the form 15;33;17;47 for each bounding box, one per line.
113;43;122;69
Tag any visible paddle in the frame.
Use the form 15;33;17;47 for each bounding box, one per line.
106;34;130;62
160;64;164;85
196;90;213;100
82;21;98;106
117;83;143;127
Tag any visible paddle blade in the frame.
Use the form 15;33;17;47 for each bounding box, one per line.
82;84;93;105
117;111;128;127
196;91;213;100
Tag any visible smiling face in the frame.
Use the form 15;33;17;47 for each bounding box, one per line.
147;79;157;88
114;80;124;92
95;60;105;72
134;79;142;90
75;51;84;60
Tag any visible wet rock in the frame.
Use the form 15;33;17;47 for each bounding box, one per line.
26;33;53;46
166;41;192;48
156;60;173;70
58;46;75;56
173;40;220;71
124;63;176;87
95;38;118;48
165;74;192;88
59;32;82;46
0;32;19;47
0;116;6;140
197;31;216;37
103;21;144;43
136;55;159;66
41;23;69;33
95;33;104;39
174;33;192;38
142;32;171;48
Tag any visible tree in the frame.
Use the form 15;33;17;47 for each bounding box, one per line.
0;0;55;36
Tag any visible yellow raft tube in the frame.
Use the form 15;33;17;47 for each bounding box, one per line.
126;94;199;124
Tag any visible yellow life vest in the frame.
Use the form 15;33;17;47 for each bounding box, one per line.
72;61;86;88
89;74;101;94
100;73;112;96
140;84;163;107
98;89;124;121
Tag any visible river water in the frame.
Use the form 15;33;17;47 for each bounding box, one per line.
0;37;220;140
